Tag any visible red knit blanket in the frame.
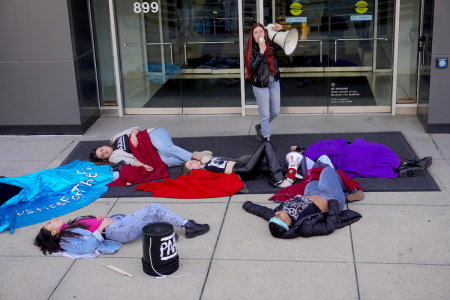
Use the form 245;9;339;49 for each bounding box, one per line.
136;169;245;198
107;130;169;187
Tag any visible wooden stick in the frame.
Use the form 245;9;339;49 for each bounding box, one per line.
101;263;133;277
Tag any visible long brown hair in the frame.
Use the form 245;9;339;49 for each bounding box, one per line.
34;216;95;255
244;23;275;80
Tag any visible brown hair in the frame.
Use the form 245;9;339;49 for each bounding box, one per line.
181;163;191;175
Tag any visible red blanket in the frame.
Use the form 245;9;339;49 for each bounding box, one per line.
268;167;363;202
136;169;245;198
107;130;169;187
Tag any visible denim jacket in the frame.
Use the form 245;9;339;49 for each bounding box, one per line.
59;214;125;255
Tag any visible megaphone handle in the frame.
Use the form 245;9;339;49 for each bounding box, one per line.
270;31;281;43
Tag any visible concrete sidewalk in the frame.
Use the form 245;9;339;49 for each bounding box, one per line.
0;114;449;300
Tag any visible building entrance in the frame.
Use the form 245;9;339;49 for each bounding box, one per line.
91;0;396;115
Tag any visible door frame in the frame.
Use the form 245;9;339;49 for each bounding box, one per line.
106;0;397;116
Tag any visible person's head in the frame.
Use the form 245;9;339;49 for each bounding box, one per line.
90;146;113;162
34;218;65;255
182;160;202;174
34;217;92;255
268;211;292;238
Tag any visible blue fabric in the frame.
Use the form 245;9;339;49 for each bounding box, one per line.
149;128;192;167
0;160;112;233
303;167;347;211
269;217;290;231
60;227;123;255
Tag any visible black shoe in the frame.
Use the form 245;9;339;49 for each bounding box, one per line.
111;160;126;172
184;220;210;238
255;124;263;142
409;156;432;169
174;232;179;241
398;165;425;178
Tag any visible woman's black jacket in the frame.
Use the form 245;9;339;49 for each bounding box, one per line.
249;42;281;88
242;199;362;239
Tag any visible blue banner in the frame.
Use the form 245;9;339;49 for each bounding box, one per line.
0;160;112;233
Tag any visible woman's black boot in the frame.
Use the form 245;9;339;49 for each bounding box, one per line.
407;156;432;169
184;220;210;239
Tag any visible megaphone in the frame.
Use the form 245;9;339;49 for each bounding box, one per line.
285;151;304;182
266;23;299;56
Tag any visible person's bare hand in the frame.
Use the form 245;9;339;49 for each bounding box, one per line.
290;146;298;151
274;23;283;31
259;42;267;54
143;165;154;172
98;217;116;233
96;213;107;221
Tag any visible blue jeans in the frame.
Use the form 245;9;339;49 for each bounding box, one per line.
253;76;280;138
104;203;187;243
149;128;192;167
303;167;346;211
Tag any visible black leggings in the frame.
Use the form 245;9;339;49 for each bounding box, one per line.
232;141;283;182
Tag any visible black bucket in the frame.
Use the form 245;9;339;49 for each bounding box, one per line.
141;222;179;277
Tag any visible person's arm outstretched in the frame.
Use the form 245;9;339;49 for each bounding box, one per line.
242;201;275;221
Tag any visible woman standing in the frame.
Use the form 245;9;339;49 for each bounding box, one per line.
244;23;283;142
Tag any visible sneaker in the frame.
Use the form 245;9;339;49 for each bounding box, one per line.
415;156;432;169
193;150;213;157
255;124;263;142
398;165;425;178
276;179;292;188
184;220;210;238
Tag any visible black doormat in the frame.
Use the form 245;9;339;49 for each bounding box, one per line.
61;132;440;198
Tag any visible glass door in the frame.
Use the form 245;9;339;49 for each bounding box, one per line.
254;0;395;113
417;0;434;125
114;0;243;114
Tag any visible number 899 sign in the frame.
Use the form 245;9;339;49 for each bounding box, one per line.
134;1;159;14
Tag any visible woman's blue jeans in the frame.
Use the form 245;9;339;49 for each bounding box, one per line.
149;128;192;167
303;167;346;211
104;203;187;243
252;76;280;138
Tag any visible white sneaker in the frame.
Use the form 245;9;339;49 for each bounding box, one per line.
193;150;213;157
277;179;292;188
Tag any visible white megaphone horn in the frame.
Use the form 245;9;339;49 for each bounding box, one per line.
266;23;299;56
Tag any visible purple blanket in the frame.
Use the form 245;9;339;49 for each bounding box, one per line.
304;138;401;178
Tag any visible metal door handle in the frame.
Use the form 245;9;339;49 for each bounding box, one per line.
297;39;323;63
334;38;387;62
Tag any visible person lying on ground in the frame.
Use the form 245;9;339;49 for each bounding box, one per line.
34;203;210;257
242;166;363;238
287;138;432;180
90;127;211;171
0;160;112;234
182;141;292;188
269;165;365;203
